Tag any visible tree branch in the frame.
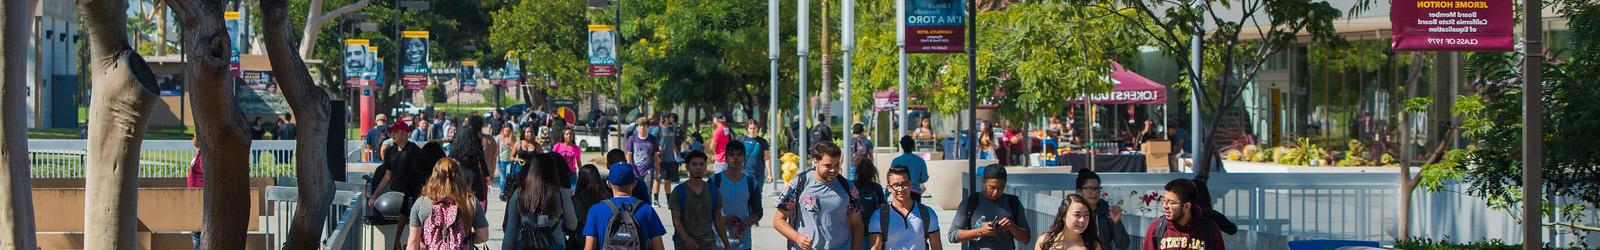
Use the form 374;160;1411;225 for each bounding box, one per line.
297;0;371;57
1543;222;1600;232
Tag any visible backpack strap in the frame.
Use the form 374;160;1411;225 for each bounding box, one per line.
878;205;891;238
1151;215;1168;248
746;174;762;219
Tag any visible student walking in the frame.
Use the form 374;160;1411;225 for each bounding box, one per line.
948;164;1032;250
581;163;668;250
715;144;763;250
867;165;943;250
671;150;730;250
502;153;579;250
407;158;490;249
1142;179;1225;250
774;142;865;250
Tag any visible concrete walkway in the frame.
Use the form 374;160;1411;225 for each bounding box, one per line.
478;180;967;250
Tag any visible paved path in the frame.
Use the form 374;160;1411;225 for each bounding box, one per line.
478;179;967;250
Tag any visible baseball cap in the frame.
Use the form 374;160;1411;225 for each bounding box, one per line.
387;121;411;133
607;163;637;186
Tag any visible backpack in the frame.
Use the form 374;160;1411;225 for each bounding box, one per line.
423;197;468;249
513;191;563;249
708;173;758;219
877;204;931;241
600;199;643;250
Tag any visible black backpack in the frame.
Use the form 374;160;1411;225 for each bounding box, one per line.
512;191;563;249
601;199;642;250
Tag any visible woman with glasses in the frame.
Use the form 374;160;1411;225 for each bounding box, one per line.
868;165;943;250
1075;169;1130;249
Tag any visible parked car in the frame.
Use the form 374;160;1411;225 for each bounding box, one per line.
391;102;428;117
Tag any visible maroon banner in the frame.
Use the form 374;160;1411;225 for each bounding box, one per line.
344;78;368;88
1391;0;1513;51
907;26;964;53
403;75;427;90
589;65;616;77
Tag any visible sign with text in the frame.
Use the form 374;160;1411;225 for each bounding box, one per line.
904;0;965;53
1391;0;1513;51
225;12;241;76
400;31;430;90
588;25;618;77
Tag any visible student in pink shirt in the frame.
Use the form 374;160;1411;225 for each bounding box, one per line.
553;128;583;173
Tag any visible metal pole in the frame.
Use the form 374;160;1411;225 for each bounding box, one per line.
1521;0;1543;247
1189;0;1205;173
896;0;908;146
964;0;977;196
842;0;855;171
769;0;781;190
798;0;811;171
615;0;625;116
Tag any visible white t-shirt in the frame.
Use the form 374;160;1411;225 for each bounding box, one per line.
868;203;941;250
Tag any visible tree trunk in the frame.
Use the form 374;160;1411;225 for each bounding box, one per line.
261;0;334;249
819;0;831;116
0;0;39;248
80;0;163;248
164;0;254;248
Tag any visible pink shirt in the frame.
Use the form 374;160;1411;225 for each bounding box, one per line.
552;142;581;171
712;124;730;162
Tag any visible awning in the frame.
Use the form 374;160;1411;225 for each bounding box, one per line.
1074;61;1168;105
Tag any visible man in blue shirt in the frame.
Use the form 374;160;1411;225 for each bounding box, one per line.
889;136;930;198
582;163;668;250
742;120;771;193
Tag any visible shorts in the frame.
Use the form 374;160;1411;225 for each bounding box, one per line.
660;162;681;182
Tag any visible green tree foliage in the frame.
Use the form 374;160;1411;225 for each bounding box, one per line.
847;1;1150;123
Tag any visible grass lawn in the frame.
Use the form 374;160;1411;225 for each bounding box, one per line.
28;126;194;140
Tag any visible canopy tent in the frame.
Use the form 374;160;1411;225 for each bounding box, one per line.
1073;61;1168;105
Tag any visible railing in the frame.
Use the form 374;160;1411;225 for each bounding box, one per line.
27;140;367;178
971;171;1600;248
261;175;369;250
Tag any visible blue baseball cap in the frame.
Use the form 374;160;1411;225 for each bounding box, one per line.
607;163;637;186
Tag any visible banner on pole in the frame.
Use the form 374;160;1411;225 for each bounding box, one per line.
344;39;372;88
904;0;965;53
1390;0;1513;51
461;60;478;93
400;31;431;90
367;46;381;86
588;25;618;77
226;12;242;76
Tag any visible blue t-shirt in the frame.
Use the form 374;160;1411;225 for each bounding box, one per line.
742;137;769;178
716;173;755;220
582;196;668;248
889;153;930;192
868;204;941;250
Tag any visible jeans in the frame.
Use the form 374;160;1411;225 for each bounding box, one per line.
497;161;519;189
729;226;753;250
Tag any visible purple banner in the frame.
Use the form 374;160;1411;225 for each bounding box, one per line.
1391;0;1514;51
906;26;965;53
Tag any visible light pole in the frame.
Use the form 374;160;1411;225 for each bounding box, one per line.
964;0;978;197
797;0;810;170
768;0;781;188
1188;0;1205;174
840;0;855;173
1520;0;1543;247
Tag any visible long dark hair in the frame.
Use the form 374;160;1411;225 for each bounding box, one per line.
573;164;612;207
519;153;563;214
1042;194;1100;250
853;159;880;187
450;115;487;172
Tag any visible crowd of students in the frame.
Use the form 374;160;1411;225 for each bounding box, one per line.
357;109;1232;250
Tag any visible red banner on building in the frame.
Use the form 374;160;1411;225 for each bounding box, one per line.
589;65;616;77
1391;0;1514;51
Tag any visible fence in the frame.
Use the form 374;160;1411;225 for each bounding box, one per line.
261;175;369;250
974;171;1600;248
27;140;366;178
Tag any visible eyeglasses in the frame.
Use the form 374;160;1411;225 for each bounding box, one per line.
1080;186;1103;191
888;183;910;191
1162;199;1183;207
